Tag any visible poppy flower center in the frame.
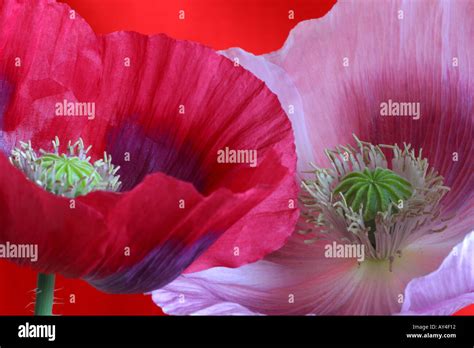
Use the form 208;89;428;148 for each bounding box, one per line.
9;137;121;198
38;154;102;196
301;135;450;269
334;168;413;221
333;168;413;245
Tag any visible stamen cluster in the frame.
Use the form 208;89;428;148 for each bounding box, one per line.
300;136;450;268
10;137;121;198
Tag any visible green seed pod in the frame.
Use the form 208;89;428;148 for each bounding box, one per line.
334;168;413;222
38;154;102;196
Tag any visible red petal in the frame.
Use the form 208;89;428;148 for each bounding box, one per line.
0;150;290;293
0;153;110;277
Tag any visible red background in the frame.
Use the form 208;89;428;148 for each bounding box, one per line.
0;0;472;316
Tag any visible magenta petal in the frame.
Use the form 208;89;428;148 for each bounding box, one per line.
400;231;474;315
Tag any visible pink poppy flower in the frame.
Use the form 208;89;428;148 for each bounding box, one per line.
0;0;298;294
152;0;473;315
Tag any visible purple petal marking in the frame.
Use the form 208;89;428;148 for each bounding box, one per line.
86;233;219;294
0;78;12;154
106;120;206;192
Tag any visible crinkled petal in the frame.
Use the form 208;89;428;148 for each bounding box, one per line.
0;151;288;293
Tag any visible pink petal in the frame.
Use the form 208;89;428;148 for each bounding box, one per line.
262;0;472;212
400;231;474;315
153;233;448;315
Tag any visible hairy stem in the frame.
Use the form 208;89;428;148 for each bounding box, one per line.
34;273;55;316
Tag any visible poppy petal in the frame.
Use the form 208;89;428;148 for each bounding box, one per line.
400;231;474;315
0;152;110;277
84;151;291;293
153;232;450;315
0;149;289;293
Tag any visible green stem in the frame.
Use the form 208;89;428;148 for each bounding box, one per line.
34;273;55;316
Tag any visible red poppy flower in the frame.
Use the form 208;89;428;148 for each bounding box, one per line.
0;0;298;293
